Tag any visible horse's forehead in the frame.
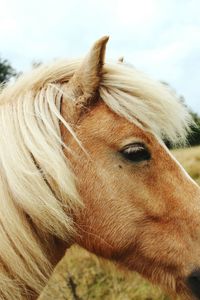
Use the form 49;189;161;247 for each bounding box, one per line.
81;102;153;144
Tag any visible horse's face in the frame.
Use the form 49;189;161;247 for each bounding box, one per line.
61;37;200;299
64;101;200;298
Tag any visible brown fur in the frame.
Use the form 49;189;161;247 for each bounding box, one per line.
62;101;200;299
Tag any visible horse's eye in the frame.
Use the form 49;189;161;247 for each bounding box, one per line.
120;143;151;162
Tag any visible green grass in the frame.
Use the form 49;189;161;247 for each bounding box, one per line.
39;246;169;300
39;146;200;300
172;146;200;184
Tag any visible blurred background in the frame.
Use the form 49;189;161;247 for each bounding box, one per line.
0;1;200;299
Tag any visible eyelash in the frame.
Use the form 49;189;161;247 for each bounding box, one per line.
120;143;151;163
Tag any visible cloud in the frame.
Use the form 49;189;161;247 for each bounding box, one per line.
0;0;199;113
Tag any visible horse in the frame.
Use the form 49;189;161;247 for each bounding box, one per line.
0;36;200;300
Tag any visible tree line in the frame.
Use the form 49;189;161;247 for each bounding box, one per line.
188;111;200;147
0;56;200;147
0;57;16;83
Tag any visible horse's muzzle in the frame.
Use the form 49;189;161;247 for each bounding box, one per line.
187;270;200;299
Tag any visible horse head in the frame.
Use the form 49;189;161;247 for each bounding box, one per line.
0;37;200;300
61;37;200;299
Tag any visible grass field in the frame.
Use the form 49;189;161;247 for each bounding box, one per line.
39;146;200;300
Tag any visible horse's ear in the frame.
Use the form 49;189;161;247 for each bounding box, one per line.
66;36;109;111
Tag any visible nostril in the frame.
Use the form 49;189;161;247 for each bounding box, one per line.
187;270;200;299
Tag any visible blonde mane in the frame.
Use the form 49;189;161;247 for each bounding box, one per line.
0;59;191;299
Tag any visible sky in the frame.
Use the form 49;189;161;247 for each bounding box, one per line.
0;0;199;113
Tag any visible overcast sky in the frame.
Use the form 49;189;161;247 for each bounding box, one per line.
0;0;199;113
